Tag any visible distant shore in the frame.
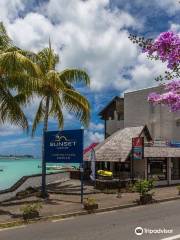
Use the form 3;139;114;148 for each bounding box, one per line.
0;155;34;160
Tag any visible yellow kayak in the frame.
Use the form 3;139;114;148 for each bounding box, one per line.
97;170;112;177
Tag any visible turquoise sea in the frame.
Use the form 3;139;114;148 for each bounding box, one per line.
0;158;78;190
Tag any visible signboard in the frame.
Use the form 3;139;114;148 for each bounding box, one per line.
169;140;180;148
44;129;83;163
132;137;144;160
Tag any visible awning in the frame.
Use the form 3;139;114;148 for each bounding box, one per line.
145;147;180;158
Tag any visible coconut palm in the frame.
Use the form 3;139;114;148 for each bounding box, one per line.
0;22;40;130
32;42;90;135
31;42;90;197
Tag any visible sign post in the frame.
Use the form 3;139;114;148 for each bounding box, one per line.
42;130;47;197
131;137;144;181
43;129;84;203
80;164;84;204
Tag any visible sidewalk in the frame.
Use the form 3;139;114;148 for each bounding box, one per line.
0;182;179;224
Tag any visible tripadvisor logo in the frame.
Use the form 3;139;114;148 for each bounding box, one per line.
135;227;143;236
135;226;173;236
49;134;76;147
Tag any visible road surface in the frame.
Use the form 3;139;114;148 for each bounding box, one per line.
1;200;180;240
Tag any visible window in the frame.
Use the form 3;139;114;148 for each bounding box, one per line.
171;158;180;180
147;158;167;180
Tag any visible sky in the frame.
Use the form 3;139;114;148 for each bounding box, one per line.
0;0;179;157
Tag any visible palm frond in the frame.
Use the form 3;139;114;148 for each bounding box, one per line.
14;93;29;105
62;89;90;127
0;51;41;77
0;22;12;49
59;69;90;86
5;72;39;94
49;95;64;129
0;84;28;130
32;98;45;136
36;47;59;73
46;70;65;90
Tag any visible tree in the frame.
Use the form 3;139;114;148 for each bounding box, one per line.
31;42;90;197
32;42;90;135
129;31;180;112
0;22;40;130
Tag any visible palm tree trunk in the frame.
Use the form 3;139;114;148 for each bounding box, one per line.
42;96;50;197
44;96;50;131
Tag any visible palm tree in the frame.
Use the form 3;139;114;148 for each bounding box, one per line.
0;22;40;130
32;43;90;135
31;42;90;196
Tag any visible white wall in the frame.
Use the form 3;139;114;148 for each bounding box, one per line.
124;86;180;141
106;119;124;136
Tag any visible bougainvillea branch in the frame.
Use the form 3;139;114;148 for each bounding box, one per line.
148;80;180;112
129;31;180;111
129;32;180;81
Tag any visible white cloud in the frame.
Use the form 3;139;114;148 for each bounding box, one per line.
0;136;41;155
1;0;169;94
2;0;142;93
8;13;53;51
126;53;167;92
154;0;180;15
170;23;180;33
0;123;21;136
85;130;104;146
89;122;104;131
0;0;25;23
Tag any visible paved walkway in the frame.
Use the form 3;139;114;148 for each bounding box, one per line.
0;181;179;224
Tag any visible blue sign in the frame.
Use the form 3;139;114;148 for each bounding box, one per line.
169;140;180;148
133;147;143;160
44;129;83;163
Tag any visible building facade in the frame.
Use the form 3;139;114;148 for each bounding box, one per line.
100;86;180;141
85;86;180;186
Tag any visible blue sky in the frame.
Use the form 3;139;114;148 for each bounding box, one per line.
0;0;179;157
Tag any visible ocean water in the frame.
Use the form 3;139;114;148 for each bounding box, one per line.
0;158;78;190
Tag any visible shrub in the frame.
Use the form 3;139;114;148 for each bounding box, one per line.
84;197;96;206
20;203;42;220
176;185;180;195
134;179;155;197
83;198;98;211
134;179;155;204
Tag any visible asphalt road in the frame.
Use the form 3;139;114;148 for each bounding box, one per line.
1;200;180;240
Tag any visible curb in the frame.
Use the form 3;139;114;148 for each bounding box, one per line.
0;196;180;229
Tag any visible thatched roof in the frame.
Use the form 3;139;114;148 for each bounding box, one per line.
145;147;180;158
84;126;151;162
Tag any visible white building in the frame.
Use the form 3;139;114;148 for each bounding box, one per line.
100;85;180;140
85;86;180;186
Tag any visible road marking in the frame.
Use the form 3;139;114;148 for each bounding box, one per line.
128;206;144;210
161;234;180;240
0;225;26;232
52;217;75;222
95;210;117;215
160;201;176;205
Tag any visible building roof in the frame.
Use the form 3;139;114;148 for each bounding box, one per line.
145;147;180;158
83;142;99;155
98;96;123;116
84;125;151;162
124;84;164;95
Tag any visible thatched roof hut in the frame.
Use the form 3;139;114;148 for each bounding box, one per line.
84;125;151;162
84;125;180;162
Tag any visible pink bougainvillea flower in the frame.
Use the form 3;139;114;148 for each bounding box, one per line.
148;80;180;112
145;31;180;69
